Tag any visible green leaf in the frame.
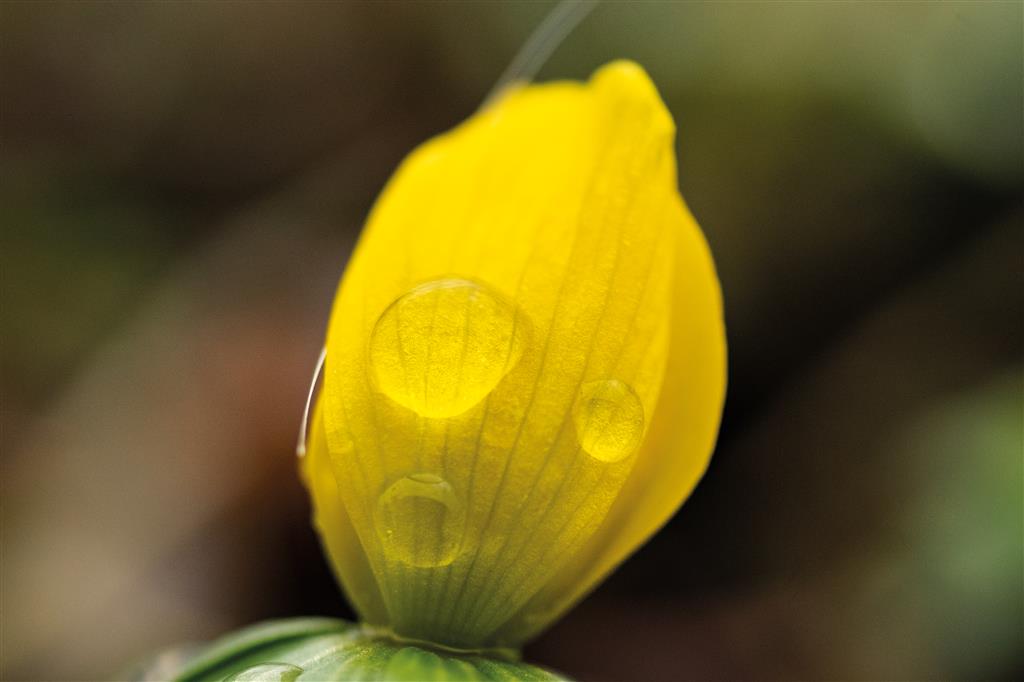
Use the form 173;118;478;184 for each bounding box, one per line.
128;618;568;681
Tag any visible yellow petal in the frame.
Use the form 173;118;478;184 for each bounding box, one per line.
492;196;726;645
310;60;726;649
301;399;389;626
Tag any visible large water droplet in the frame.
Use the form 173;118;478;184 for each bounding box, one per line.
573;379;645;463
369;278;526;418
376;473;464;567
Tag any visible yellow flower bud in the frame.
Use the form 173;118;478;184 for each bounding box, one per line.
301;60;726;651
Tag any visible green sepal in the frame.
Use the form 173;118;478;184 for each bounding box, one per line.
127;618;568;681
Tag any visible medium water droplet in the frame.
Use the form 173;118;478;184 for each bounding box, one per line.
369;278;526;418
225;663;303;682
573;379;645;463
375;473;464;567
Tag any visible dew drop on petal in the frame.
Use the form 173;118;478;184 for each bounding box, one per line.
375;473;465;568
369;278;526;418
573;379;645;463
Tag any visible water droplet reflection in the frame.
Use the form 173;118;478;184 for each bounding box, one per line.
375;473;464;567
369;278;526;418
573;379;644;463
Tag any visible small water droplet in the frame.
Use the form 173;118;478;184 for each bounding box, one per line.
375;473;464;567
573;379;645;463
225;663;303;682
369;278;526;418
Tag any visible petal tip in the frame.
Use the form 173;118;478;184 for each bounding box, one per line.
590;60;675;133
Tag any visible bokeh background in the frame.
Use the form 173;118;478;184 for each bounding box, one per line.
2;1;1022;680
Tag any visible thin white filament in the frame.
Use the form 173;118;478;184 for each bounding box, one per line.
296;346;327;457
482;0;599;108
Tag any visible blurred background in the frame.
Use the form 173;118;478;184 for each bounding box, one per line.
2;1;1021;680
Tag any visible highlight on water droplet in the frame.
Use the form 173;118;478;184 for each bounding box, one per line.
573;378;645;463
369;278;527;418
375;473;465;568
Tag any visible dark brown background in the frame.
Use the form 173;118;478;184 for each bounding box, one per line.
2;2;1021;680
